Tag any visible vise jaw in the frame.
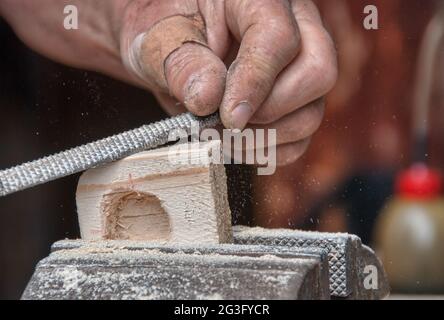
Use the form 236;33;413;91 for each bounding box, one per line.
22;226;389;300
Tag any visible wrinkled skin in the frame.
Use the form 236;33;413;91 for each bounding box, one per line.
0;0;337;165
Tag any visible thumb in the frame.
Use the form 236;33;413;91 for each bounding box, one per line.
126;15;227;116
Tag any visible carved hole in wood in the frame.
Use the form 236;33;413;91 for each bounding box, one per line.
101;190;171;241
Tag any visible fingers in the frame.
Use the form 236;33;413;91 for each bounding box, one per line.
164;43;227;115
251;0;338;124
122;2;228;116
229;99;323;168
197;0;231;58
220;0;301;130
275;138;312;166
228;138;311;167
133;15;227;116
249;98;324;147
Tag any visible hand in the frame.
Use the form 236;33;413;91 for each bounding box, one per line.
0;0;337;165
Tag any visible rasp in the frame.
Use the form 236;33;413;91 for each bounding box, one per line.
0;112;221;197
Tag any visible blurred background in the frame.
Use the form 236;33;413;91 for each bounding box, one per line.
1;0;444;299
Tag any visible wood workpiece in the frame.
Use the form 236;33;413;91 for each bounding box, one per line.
76;140;232;244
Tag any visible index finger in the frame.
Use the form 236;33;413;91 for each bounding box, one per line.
220;0;301;130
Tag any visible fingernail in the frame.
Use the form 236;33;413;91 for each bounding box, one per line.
184;75;203;103
230;102;252;130
127;33;146;80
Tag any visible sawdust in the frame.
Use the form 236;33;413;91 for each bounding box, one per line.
24;238;333;300
35;247;306;299
233;225;357;241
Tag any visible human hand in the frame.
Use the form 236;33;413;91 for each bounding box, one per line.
0;0;337;165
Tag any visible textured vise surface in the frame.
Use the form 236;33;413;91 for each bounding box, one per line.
233;226;356;298
0;112;220;196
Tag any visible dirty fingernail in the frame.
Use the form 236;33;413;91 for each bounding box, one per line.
184;77;202;105
230;102;252;130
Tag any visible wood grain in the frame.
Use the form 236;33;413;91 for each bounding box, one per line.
76;140;232;244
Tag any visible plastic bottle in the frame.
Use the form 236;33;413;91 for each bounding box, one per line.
374;163;444;293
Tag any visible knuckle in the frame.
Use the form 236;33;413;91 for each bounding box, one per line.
232;54;276;94
280;24;301;54
323;60;339;93
266;21;300;61
311;53;338;94
311;35;338;94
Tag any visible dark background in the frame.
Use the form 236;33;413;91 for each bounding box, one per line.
1;0;444;299
0;18;165;298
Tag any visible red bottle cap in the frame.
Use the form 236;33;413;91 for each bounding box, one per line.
396;164;443;199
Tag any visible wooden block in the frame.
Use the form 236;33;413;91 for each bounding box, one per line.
76;140;232;244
